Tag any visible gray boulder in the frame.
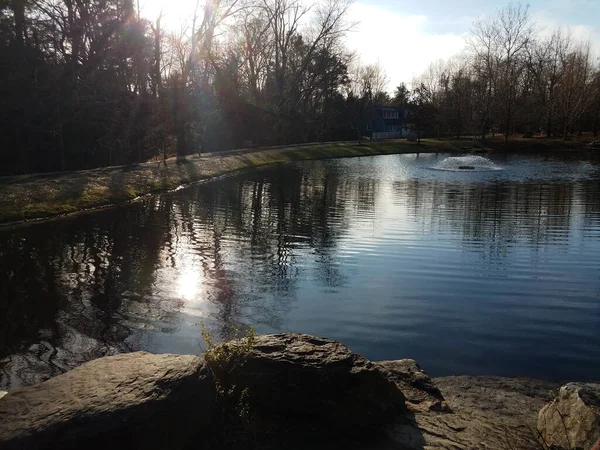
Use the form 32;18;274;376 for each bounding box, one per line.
538;382;600;450
375;359;449;412
210;333;406;430
388;376;558;450
0;352;213;450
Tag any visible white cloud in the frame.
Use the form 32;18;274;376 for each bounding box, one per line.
345;2;466;91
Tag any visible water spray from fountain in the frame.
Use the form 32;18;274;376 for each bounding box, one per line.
432;155;501;172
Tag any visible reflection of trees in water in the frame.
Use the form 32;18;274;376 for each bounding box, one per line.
578;184;600;232
0;201;177;389
188;161;372;336
392;178;600;259
0;158;370;390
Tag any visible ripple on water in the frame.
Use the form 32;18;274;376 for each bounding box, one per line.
1;152;600;390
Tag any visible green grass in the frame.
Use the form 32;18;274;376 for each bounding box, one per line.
0;139;464;225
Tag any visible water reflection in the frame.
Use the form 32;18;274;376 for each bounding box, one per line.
1;153;600;389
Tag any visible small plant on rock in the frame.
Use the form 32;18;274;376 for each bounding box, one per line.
201;325;257;446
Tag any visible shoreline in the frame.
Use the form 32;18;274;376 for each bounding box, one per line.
0;333;596;450
0;137;596;227
0;140;461;226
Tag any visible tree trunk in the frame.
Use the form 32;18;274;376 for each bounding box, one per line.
505;102;511;145
456;105;462;140
547;85;554;137
58;122;66;172
174;79;188;158
176;123;187;157
504;67;513;145
12;0;26;46
152;15;162;97
593;97;600;137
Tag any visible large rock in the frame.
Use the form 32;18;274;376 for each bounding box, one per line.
0;352;213;450
211;333;406;430
538;382;600;450
375;359;449;413
388;376;559;450
0;333;585;450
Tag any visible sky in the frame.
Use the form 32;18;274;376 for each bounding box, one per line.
140;0;600;91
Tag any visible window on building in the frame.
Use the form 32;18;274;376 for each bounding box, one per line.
366;123;372;130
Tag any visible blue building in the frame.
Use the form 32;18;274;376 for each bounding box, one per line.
361;106;413;139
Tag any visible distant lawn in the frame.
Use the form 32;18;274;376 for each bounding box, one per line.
445;134;598;152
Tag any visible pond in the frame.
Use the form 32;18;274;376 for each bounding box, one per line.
1;152;600;390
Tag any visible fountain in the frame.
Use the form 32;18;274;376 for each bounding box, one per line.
432;155;501;172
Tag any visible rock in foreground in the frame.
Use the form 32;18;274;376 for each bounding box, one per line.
0;353;212;450
211;333;406;430
375;359;449;413
0;333;593;450
419;376;559;450
538;382;600;450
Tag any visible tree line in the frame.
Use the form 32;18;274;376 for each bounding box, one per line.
1;0;374;175
1;1;599;175
405;3;600;143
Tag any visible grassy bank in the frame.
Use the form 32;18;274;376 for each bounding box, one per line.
466;134;599;152
0;139;458;225
3;135;595;226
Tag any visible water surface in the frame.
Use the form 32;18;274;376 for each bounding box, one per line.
1;152;600;390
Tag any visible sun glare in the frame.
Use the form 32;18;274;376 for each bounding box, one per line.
177;267;201;301
140;0;200;30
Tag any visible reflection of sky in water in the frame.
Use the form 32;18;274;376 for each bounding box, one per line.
1;152;600;390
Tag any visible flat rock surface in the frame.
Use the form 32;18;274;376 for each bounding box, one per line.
387;375;560;450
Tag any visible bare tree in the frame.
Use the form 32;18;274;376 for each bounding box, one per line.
236;11;273;105
496;2;534;143
468;11;500;140
556;42;593;139
402;2;599;143
533;29;572;136
150;11;164;97
351;61;388;99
